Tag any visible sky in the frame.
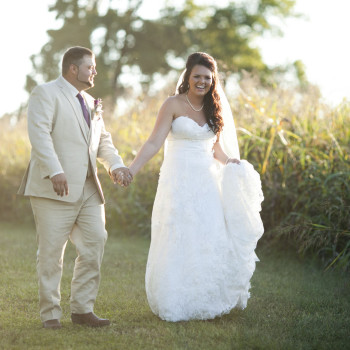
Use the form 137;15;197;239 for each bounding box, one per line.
1;0;350;117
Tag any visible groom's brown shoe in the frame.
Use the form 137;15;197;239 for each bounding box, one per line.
43;319;62;329
71;312;110;327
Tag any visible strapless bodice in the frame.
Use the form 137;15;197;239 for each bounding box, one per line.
166;116;216;155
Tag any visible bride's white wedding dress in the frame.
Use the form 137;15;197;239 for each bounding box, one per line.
145;116;264;322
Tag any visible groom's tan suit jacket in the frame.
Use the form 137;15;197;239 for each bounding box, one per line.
18;76;124;201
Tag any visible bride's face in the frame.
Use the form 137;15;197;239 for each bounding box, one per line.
188;65;212;96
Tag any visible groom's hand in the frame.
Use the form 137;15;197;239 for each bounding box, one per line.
111;167;133;187
50;173;69;196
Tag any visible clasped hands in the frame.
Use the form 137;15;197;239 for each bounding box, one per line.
111;167;133;187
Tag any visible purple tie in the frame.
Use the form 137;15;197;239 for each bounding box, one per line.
76;93;90;127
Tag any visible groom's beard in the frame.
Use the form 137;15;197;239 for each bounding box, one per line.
77;76;94;89
77;68;94;89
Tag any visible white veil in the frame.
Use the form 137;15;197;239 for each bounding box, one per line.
175;70;240;160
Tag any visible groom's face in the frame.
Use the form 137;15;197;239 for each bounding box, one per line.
75;55;97;90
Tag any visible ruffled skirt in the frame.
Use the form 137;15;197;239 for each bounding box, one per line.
146;156;264;322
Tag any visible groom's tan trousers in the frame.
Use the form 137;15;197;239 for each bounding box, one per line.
30;177;107;322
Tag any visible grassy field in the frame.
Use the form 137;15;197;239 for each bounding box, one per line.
0;222;349;350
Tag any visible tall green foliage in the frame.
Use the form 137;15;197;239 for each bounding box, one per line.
233;77;350;271
7;75;349;270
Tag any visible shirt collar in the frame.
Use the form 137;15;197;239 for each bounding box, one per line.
59;75;81;99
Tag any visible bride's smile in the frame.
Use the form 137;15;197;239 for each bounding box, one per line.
188;65;212;97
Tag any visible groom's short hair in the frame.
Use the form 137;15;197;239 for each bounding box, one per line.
62;46;94;74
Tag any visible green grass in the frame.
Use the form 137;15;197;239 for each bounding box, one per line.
0;222;349;350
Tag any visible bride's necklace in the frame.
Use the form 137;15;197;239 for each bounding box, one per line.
186;94;204;112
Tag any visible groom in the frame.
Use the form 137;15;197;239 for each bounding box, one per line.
18;46;132;329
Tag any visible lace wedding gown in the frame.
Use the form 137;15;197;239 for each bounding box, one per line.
145;116;264;322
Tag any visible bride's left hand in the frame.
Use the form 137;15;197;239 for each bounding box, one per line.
226;158;240;165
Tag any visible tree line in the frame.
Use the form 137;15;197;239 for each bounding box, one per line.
26;0;299;108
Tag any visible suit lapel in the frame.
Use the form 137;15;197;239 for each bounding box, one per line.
55;78;89;143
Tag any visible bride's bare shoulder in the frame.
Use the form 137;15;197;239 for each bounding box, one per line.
164;94;187;109
160;94;184;111
165;94;185;103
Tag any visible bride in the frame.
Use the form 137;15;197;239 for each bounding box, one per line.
128;52;264;322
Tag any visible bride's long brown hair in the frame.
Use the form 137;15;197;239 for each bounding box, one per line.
177;52;224;134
